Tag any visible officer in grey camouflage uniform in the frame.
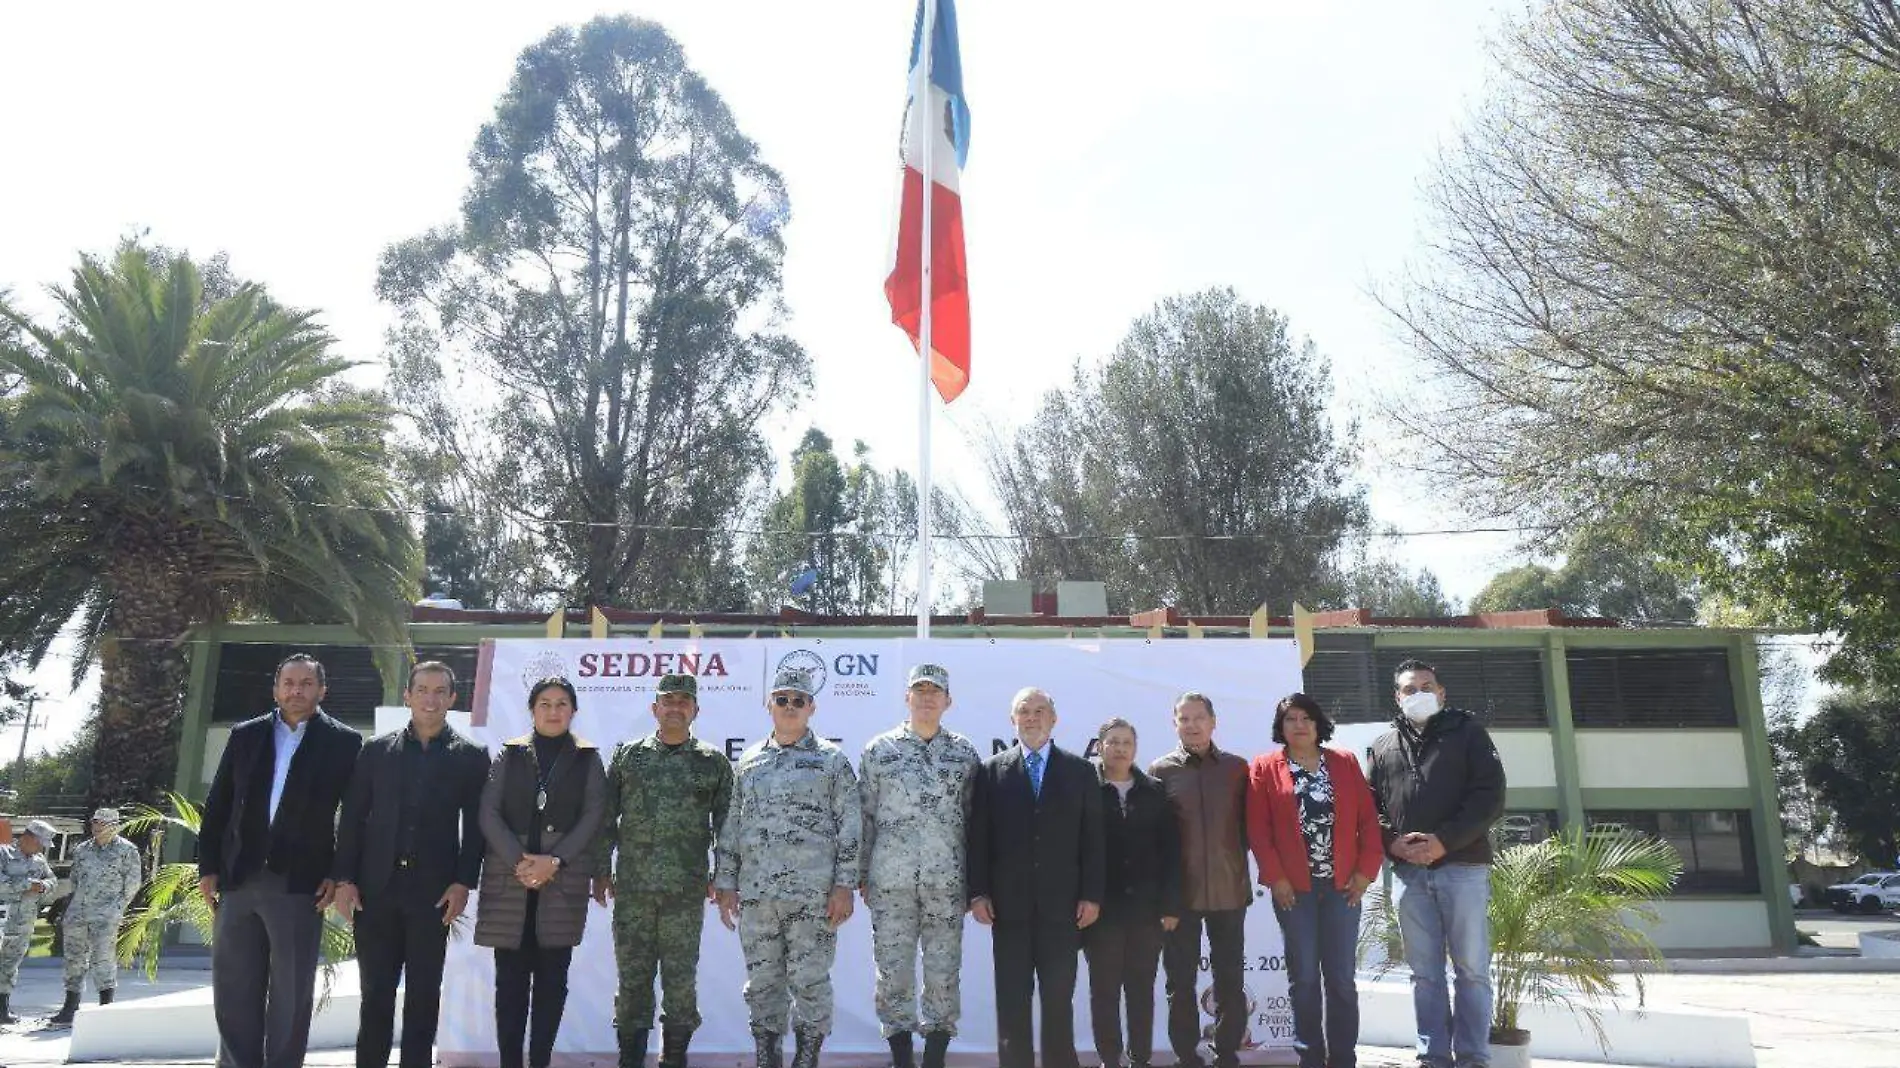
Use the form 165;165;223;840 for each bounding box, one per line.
49;807;143;1024
0;820;58;1024
595;673;734;1068
859;664;981;1068
714;665;861;1068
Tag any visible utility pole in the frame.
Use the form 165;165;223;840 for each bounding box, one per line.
12;694;40;774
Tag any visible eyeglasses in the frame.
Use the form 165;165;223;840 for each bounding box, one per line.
771;694;810;709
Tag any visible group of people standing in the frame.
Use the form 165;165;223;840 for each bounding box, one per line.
195;651;1505;1068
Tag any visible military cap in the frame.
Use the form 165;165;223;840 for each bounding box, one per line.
91;807;121;824
770;665;817;696
23;819;57;842
907;663;951;691
656;673;698;698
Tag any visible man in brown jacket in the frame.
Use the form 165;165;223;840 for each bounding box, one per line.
1149;692;1251;1068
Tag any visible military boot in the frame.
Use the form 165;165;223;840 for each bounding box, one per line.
98;988;115;1006
921;1031;952;1068
619;1027;651;1068
658;1025;693;1068
0;993;17;1025
887;1032;914;1068
791;1027;825;1068
752;1028;784;1068
47;990;81;1025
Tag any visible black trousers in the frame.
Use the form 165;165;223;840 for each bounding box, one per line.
993;919;1082;1068
1162;909;1246;1068
1083;913;1164;1067
354;872;451;1068
494;897;574;1068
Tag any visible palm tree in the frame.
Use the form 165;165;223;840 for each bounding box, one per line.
0;243;420;806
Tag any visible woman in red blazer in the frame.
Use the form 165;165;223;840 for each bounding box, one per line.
1247;693;1383;1068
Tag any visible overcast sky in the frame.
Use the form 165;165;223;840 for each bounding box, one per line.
1;0;1546;752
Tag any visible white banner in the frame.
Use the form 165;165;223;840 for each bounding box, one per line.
430;637;1336;1062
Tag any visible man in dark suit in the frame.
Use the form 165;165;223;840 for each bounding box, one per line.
199;653;364;1068
967;686;1105;1068
332;660;489;1068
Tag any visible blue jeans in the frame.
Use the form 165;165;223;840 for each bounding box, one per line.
1394;863;1492;1068
1274;882;1361;1068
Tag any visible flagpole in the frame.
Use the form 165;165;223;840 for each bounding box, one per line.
914;0;938;641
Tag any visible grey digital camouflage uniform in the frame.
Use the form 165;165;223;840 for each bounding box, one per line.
859;722;980;1038
713;730;861;1036
0;844;54;994
63;835;142;993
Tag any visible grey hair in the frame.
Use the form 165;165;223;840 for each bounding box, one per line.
1010;686;1056;714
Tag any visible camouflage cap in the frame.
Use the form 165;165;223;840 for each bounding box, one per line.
656;673;698;698
907;663;951;691
770;665;817;696
23;819;56;842
91;807;121;824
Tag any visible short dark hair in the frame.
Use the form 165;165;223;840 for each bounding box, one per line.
407;660;457;691
1097;717;1137;744
1393;658;1439;688
528;676;579;711
1174;691;1216;718
1272;693;1335;744
275;653;326;687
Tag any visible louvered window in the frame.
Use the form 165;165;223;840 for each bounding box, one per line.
1305;636;1377;724
212;642;384;727
412;645;481;712
1584;810;1758;894
1567;649;1737;727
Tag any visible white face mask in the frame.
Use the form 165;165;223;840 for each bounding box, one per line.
1399;690;1440;724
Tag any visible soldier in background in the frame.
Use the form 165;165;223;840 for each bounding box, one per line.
595;673;734;1068
0;820;58;1024
858;664;981;1068
49;807;143;1024
714;665;861;1068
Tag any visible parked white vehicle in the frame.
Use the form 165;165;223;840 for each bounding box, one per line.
1826;872;1900;913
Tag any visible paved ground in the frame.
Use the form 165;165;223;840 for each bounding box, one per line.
1791;907;1900;952
4;953;1893;1067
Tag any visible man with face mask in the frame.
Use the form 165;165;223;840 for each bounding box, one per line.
1366;659;1506;1068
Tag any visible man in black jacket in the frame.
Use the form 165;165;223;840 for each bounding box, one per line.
966;687;1105;1068
199;653;364;1068
1366;659;1507;1068
332;660;490;1068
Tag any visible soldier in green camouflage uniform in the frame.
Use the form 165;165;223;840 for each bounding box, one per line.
714;665;861;1068
595;673;734;1068
49;807;144;1024
0;820;58;1024
859;663;981;1068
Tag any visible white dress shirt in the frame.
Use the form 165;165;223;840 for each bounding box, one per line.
268;710;311;825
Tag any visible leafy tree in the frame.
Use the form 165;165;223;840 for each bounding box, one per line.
0;245;419;807
1797;690;1900;867
0;725;93;815
1385;0;1900;681
1327;555;1457;617
983;289;1367;614
380;15;809;612
746;431;913;615
1470;524;1697;620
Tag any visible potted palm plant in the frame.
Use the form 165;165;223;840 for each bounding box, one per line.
117;794;356;998
1363;827;1681;1068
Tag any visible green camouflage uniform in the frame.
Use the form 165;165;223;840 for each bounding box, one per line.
600;732;734;1033
0;845;54;994
62;835;143;994
859;721;981;1038
713;729;861;1037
